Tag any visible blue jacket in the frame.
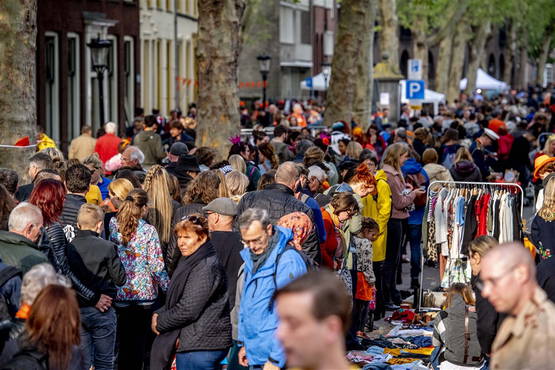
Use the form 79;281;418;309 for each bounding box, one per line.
238;226;307;367
401;158;429;225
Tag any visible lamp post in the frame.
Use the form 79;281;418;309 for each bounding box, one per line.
257;55;271;108
88;36;111;126
321;62;331;102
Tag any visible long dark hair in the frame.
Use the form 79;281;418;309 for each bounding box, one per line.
26;285;80;370
116;189;148;245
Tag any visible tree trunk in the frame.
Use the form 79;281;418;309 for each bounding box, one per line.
435;36;453;97
447;23;468;102
412;28;429;86
352;0;376;129
536;32;553;86
0;0;37;179
517;44;529;89
324;0;373;127
378;0;399;73
504;23;516;86
465;21;491;95
196;0;246;158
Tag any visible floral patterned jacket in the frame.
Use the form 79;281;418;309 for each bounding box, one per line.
109;218;169;302
352;236;376;284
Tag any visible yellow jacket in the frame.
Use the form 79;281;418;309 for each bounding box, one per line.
362;169;391;262
37;133;57;151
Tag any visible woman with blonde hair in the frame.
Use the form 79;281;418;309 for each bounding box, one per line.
449;146;482;182
468;235;500;356
541;134;555;157
101;178;134;236
228;154;246;175
109;189;169;370
225;170;249;203
532;175;555;259
381;143;424;308
345;141;363;161
422;148;453;186
143;165;176;254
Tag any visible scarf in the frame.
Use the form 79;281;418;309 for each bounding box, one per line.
250;232;280;274
277;212;313;251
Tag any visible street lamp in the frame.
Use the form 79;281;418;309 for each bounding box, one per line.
257;54;271;108
88;36;111;126
321;62;331;90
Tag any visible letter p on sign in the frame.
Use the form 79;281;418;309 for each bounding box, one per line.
406;80;425;100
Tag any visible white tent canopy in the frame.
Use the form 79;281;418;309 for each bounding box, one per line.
399;80;446;104
460;68;510;91
300;73;328;91
399;80;445;115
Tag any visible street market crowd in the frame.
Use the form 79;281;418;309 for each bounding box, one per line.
0;85;555;370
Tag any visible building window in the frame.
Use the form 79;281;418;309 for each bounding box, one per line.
300;10;311;45
67;33;80;141
107;35;118;123
124;37;134;125
45;32;60;144
280;7;294;44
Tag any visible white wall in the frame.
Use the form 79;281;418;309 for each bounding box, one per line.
140;1;198;115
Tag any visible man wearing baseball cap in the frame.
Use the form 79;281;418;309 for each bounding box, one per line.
202;198;243;310
470;128;499;180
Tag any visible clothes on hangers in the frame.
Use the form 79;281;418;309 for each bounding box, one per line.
423;183;523;288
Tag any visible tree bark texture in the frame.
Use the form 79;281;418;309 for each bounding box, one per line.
536;31;553;86
435;36;453;98
352;1;376;129
412;27;429;86
0;0;37;179
447;22;469;102
465;21;491;95
196;0;245;158
324;0;373;127
517;44;529;89
504;23;516;86
378;0;399;73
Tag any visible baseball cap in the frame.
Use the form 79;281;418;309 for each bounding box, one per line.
170;142;189;156
202;197;238;216
483;128;500;141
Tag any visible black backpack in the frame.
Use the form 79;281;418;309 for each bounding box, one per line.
0;266;21;322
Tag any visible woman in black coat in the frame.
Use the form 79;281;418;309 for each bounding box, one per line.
150;214;231;370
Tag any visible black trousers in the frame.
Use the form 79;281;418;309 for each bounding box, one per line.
373;260;385;318
116;304;154;370
383;218;404;305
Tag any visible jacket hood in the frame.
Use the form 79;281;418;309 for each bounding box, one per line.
374;169;388;182
453;160;477;175
401;158;423;175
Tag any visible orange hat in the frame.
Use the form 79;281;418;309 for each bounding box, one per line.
352;127;363;137
534;154;555;180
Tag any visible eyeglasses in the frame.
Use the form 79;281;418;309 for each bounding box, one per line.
242;234;268;247
476;264;518;291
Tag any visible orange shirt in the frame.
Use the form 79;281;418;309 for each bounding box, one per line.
488;119;506;134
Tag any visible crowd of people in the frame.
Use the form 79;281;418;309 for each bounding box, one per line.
0;86;554;369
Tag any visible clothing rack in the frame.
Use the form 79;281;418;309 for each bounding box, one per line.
416;180;525;311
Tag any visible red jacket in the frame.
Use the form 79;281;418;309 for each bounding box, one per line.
321;208;339;270
95;133;121;164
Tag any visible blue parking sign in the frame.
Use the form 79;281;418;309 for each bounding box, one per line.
406;80;425;100
305;77;313;89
